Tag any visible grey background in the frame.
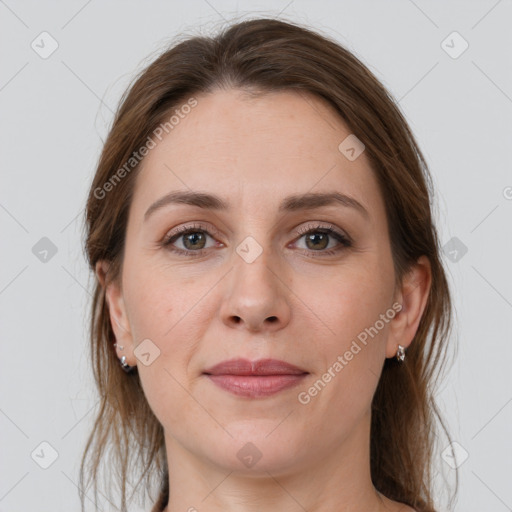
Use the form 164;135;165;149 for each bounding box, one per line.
1;1;511;511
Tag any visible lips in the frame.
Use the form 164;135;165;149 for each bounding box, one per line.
203;358;309;398
203;358;308;376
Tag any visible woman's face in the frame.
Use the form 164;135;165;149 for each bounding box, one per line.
103;89;422;476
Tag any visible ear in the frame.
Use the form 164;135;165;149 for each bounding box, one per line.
95;260;136;365
386;255;432;358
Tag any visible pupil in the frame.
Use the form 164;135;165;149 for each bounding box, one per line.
307;233;327;250
186;232;204;249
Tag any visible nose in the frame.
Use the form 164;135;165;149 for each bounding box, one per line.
219;248;291;333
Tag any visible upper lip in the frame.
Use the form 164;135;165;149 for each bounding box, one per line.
203;358;308;376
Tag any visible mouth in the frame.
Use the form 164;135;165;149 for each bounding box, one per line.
202;358;309;398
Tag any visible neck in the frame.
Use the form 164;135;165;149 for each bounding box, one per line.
160;411;390;512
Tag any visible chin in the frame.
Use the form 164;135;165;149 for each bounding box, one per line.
199;425;307;474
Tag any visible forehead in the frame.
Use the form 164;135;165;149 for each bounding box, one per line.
130;88;384;221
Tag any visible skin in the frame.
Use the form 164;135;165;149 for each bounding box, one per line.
96;88;430;512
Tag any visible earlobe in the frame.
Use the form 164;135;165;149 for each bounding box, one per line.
386;256;432;358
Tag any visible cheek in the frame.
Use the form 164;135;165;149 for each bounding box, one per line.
123;264;204;429
121;264;194;408
123;258;198;341
290;262;391;415
297;277;388;432
125;280;173;341
298;262;392;349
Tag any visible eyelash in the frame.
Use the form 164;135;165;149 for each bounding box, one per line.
161;222;352;259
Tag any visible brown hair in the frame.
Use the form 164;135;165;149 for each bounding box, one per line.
80;17;457;512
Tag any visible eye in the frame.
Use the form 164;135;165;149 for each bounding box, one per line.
292;223;352;257
161;223;220;257
160;222;352;258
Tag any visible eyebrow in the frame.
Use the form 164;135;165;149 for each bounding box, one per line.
144;190;370;221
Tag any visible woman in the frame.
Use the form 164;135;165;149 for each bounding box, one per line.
80;17;456;512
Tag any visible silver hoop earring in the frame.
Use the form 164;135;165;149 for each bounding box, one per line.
119;355;136;373
396;344;406;362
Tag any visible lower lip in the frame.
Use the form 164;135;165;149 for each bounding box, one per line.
205;374;308;398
